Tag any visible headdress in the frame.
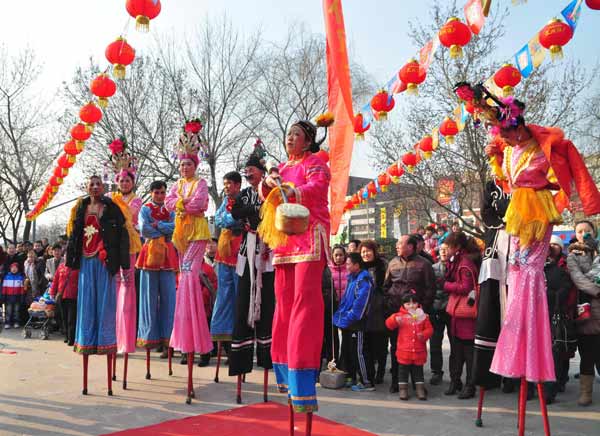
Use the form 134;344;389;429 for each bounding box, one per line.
104;136;137;182
174;118;207;168
244;138;267;172
453;82;525;134
291;112;335;153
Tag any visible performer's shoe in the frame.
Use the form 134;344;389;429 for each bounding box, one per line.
444;380;463;395
458;384;476;399
198;354;211;367
429;372;443;386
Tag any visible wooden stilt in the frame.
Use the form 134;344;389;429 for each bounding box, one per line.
107;354;113;396
236;374;242;404
289;401;294;436
112;352;117;381
82;355;89;395
122;353;129;390
145;349;151;379
475;387;485;427
518;377;527;436
537;383;551;436
305;412;313;436
168;347;173;376
263;368;269;402
214;341;222;383
186;352;194;404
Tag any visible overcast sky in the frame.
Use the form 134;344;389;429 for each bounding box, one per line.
1;0;598;226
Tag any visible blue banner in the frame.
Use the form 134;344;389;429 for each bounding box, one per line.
562;0;583;31
514;43;534;79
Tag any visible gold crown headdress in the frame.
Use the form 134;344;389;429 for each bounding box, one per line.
174;118;207;166
104;136;137;182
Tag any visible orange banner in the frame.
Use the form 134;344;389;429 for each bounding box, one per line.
323;0;354;235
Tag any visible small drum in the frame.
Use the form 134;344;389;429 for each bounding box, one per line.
275;203;309;235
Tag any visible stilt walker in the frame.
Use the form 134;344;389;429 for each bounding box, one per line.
106;137;142;390
260;116;333;435
454;82;600;435
66;175;130;396
210;171;243;383
136;180;178;379
165;119;213;404
229;142;275;404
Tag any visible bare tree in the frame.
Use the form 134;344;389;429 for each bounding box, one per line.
0;48;59;242
368;2;595;234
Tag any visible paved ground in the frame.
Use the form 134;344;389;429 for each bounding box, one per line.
1;328;599;436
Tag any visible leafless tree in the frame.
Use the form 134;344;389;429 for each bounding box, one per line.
0;48;59;242
367;2;595;235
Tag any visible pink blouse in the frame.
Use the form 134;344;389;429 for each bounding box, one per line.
504;142;555;191
165;178;209;216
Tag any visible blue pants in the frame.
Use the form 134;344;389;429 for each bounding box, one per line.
74;256;116;355
210;263;238;341
137;269;176;348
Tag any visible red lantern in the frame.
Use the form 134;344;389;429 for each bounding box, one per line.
538;18;573;61
314;149;329;163
438;17;472;59
440;117;459;144
353;113;371;140
53;166;69;178
370;90;395;121
366;181;377;197
494;63;522;97
79;102;103;133
105;37;136;79
126;0;162;33
58;153;76;169
70;123;91;150
419;135;434;158
378;173;392;192
402;152;418;172
586;0;600;10
64;139;81;156
90;74;117;108
387;162;404;181
49;176;63;187
399;59;426;95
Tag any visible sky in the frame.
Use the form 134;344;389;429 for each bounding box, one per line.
1;0;599;225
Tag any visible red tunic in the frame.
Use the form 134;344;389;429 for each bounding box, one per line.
82;214;102;258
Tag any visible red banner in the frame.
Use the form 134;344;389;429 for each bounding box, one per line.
323;0;354;235
437;178;455;206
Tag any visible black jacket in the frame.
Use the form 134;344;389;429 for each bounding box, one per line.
66;196;130;275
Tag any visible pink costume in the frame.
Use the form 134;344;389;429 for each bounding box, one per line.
269;152;330;413
165;177;213;354
111;192;142;354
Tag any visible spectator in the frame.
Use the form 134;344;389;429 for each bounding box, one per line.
333;252;374;392
204;237;218;267
15;242;27;268
359;240;388;384
416;226;426;236
386;291;434;400
41;238;49;251
423;226;438;256
437;225;450;245
383;234;435;393
33;240;45;259
4;244;23;274
321;245;347;366
413;233;434;264
544;235;576;404
442;232;480;399
347;239;361;254
23;250;46;300
430;242;451;385
0;246;6;280
451;222;461;233
566;220;600;407
50;256;79;346
45;243;63;283
2;263;25;328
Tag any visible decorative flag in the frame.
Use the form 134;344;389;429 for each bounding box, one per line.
419;37;440;71
515;43;534;78
562;0;584;30
464;0;486;35
528;34;546;68
323;0;354;235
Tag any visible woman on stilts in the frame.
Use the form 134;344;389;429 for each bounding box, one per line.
260;115;333;435
454;82;600;435
66;175;130;396
165;119;213;404
106;137;142;389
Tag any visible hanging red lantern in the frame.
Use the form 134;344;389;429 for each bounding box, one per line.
70;123;91;150
440;117;459;144
105;37;136;79
90;73;117;108
387;162;404;181
54;166;69;178
314;149;329;163
366;181;377;197
419;135;434;158
353;113;371;140
538;18;573;61
378;173;392;192
126;0;162;33
399;59;426;95
370;90;395;121
493;63;522;97
79;101;103;133
438;17;472;59
58;153;76;168
586;0;600;10
402;152;418;172
49;176;63;187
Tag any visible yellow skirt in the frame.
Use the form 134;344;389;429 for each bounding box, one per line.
172;214;210;254
505;188;562;248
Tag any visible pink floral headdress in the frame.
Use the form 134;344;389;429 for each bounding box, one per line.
174;118;207;167
104;136;137;182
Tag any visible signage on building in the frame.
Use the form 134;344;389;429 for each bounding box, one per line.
380;207;387;238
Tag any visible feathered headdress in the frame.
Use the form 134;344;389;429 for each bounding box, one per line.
174;118;207;167
104;136;137;182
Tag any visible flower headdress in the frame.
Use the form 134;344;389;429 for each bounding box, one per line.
174;118;207;167
104;136;137;182
244;138;267;172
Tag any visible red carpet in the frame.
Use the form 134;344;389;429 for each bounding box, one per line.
103;402;376;436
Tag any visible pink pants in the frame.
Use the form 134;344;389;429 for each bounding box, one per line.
116;253;137;354
271;256;325;412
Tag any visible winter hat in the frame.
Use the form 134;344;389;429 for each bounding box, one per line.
549;235;564;250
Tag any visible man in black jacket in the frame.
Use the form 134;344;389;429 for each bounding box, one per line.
66;175;129;396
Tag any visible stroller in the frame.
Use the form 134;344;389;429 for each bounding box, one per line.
23;292;56;340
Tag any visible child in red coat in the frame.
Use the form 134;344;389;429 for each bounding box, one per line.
385;291;434;400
